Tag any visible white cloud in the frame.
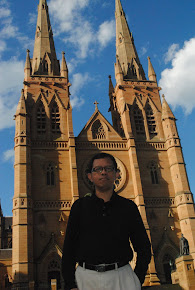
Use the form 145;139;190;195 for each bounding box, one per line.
0;2;18;39
0;22;18;38
28;12;37;26
3;149;14;163
0;7;10;18
48;0;115;62
48;0;89;33
0;39;6;55
70;95;85;109
0;98;16;130
0;59;24;130
164;43;179;64
70;72;91;108
49;0;93;59
0;59;24;95
97;20;115;48
65;21;94;59
71;73;90;95
0;0;31;51
67;58;80;74
140;46;147;57
159;38;195;114
139;42;149;57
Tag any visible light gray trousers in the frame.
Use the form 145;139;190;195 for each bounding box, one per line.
75;264;141;290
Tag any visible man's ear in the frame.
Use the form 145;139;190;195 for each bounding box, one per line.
87;173;93;183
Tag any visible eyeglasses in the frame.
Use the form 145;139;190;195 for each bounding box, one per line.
91;166;115;173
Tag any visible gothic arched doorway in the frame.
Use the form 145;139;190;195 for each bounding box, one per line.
163;253;175;284
48;259;61;289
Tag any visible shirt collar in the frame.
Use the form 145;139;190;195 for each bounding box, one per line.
91;191;117;204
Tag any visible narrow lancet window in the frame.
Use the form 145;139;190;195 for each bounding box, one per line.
146;103;157;137
37;102;46;134
47;163;55;186
149;161;159;184
133;104;145;137
43;60;48;73
92;120;106;139
51;101;60;134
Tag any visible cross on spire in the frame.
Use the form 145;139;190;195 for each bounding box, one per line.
94;101;99;110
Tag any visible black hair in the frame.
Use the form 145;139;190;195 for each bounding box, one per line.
87;153;118;173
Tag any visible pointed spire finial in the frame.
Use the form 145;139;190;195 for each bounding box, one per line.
15;90;26;116
115;55;123;83
61;51;68;79
162;94;176;120
109;75;114;96
148;56;157;82
24;49;31;79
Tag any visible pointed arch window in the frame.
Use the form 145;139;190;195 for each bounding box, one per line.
51;101;60;134
47;163;55;186
43;60;48;73
133;103;145;136
92;120;106;139
132;65;137;77
146;103;157;137
149;161;159;184
37;102;46;134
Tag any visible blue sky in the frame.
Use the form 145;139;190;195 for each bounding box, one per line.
0;0;195;216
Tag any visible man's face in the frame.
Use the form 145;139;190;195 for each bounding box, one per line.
87;157;119;192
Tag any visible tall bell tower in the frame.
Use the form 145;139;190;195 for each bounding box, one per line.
108;0;195;284
13;0;78;288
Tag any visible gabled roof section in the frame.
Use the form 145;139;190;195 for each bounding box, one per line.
31;0;60;76
37;233;62;263
115;0;146;81
77;106;124;141
154;229;179;258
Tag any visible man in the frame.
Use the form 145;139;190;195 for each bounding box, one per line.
62;153;151;290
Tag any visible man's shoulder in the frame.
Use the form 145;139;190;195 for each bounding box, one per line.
116;195;138;213
72;193;93;206
115;194;138;209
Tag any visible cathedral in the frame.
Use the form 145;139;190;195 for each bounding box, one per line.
0;0;195;288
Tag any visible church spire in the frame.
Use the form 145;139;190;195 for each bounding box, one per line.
148;57;157;82
15;90;27;117
24;49;31;79
61;52;68;79
161;95;176;120
115;0;146;81
32;0;60;76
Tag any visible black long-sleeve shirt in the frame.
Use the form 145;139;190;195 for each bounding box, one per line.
62;192;151;289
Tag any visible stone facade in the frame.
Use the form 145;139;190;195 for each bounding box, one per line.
0;0;195;289
0;207;12;288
